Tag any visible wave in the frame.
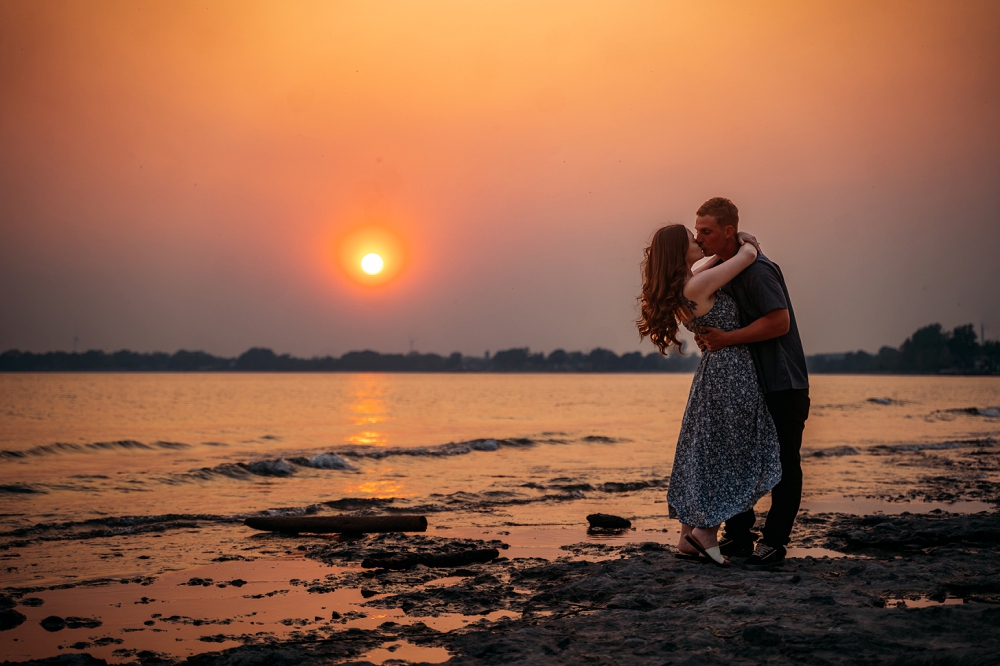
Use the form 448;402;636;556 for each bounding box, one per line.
0;434;619;469
396;477;669;514
524;479;668;493
0;475;666;545
936;406;1000;418
338;438;527;459
801;446;860;458
867;397;904;406
0;501;353;544
869;437;996;453
0;484;45;494
170;436;620;483
0;440;190;460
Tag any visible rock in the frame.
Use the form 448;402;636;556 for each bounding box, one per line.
743;625;782;646
586;513;632;529
185;577;214;586
245;514;428;534
65;616;103;629
41;615;67;631
0;609;27;631
362;547;500;570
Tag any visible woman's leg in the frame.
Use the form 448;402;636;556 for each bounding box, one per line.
688;524;728;565
677;524;699;554
691;525;720;550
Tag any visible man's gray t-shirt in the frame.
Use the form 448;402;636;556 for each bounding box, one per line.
720;253;809;394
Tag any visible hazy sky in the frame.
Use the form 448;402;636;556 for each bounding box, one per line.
2;1;998;357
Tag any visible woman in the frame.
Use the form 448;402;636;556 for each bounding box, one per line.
637;225;781;567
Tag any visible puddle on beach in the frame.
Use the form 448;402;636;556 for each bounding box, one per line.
0;557;514;664
883;595;967;609
2;520;855;663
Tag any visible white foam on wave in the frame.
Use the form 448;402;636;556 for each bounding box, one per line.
308;453;354;470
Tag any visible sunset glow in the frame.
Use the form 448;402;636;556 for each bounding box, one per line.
360;253;384;275
0;2;997;356
333;225;407;289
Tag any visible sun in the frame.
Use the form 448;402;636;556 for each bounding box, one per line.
331;224;406;287
360;253;384;275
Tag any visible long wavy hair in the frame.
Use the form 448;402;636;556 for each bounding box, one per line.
637;224;694;355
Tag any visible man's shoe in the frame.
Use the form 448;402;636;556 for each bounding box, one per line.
743;543;786;570
718;538;755;558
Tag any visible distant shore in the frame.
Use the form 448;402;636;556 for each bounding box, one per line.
2;347;998;375
0;347;700;373
2;319;998;375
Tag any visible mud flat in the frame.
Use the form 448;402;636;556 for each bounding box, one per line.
3;510;998;666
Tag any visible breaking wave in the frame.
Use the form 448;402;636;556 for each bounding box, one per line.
170;436;621;483
1;440;190;460
0;434;621;471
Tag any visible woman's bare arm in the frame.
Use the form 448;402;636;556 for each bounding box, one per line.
683;243;757;303
691;255;717;275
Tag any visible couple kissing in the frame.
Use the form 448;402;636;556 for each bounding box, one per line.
638;197;810;569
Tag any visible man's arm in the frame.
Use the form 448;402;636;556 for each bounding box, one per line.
697;308;790;352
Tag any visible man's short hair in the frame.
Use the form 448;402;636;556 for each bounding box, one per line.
696;197;739;231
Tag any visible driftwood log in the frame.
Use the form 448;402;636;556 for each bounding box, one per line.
244;515;428;534
361;548;500;570
586;513;632;529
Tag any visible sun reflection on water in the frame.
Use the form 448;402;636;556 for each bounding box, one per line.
343;478;404;497
346;375;389;446
347;430;386;446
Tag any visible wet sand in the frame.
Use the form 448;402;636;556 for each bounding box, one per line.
3;509;999;665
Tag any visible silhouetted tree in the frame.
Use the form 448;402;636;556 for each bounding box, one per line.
619;351;643;371
948;324;979;369
900;324;949;373
547;349;568;369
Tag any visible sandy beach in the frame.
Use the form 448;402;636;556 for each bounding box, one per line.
3;510;1000;665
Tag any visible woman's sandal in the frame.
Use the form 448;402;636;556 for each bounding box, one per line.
674;551;711;563
684;535;730;568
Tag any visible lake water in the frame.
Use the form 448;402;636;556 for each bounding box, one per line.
3;372;999;576
1;373;998;662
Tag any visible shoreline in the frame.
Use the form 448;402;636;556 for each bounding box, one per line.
2;510;998;665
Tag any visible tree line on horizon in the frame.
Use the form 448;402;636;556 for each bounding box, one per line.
807;323;999;375
0;345;701;373
1;322;996;374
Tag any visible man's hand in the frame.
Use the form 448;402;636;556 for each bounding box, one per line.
696;309;791;353
736;231;761;254
697;326;731;352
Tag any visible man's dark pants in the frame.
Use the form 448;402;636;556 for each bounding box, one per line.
723;388;810;549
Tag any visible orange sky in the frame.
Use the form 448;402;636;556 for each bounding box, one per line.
1;0;998;356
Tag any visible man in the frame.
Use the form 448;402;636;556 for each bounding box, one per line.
693;197;810;570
